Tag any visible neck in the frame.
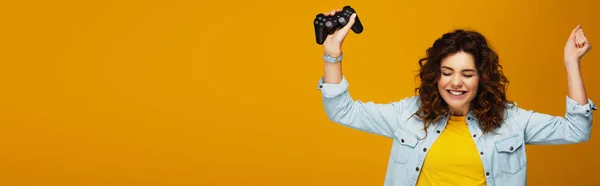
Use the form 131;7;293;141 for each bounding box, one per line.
449;105;470;116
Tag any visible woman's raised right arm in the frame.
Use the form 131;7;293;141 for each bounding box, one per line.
317;9;415;138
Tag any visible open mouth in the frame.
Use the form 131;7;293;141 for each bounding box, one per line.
447;90;467;96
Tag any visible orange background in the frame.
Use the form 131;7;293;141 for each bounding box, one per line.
0;0;599;185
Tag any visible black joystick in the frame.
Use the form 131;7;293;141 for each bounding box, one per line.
313;5;363;45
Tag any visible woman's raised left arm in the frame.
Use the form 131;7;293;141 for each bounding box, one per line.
564;25;592;105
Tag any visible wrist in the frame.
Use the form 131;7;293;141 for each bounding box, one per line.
324;50;342;58
323;52;343;63
564;59;580;66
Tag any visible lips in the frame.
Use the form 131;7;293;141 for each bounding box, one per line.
447;90;467;96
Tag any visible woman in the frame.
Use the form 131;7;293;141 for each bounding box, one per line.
317;9;596;186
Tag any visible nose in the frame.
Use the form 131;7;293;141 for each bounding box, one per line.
451;75;463;88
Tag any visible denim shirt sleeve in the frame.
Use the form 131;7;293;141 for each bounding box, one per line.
317;76;412;138
515;96;597;144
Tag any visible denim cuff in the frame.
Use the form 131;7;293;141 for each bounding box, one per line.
566;96;597;115
317;76;349;98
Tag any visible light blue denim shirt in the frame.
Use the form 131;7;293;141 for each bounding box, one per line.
317;76;597;186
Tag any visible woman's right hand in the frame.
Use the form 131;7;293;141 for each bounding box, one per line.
322;9;357;57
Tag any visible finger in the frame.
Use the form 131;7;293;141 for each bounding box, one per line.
339;13;357;33
582;38;592;53
583;36;590;45
330;13;357;42
325;9;334;16
333;13;355;39
577;34;586;42
569;25;581;40
581;36;590;48
577;37;585;47
336;9;341;12
576;29;584;39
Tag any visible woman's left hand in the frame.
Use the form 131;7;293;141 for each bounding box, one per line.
564;25;592;65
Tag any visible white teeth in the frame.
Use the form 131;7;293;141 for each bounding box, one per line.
449;90;466;95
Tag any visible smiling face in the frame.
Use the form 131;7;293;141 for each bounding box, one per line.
437;51;479;116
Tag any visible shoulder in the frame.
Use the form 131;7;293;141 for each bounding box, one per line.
395;95;421;113
502;101;533;123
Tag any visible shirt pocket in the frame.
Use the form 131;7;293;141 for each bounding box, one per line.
494;134;526;174
393;127;420;164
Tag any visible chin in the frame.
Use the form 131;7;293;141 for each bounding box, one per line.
441;93;474;109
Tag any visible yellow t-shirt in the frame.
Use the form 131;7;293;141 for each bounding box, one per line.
416;115;486;186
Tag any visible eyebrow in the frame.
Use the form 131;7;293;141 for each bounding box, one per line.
441;66;476;73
